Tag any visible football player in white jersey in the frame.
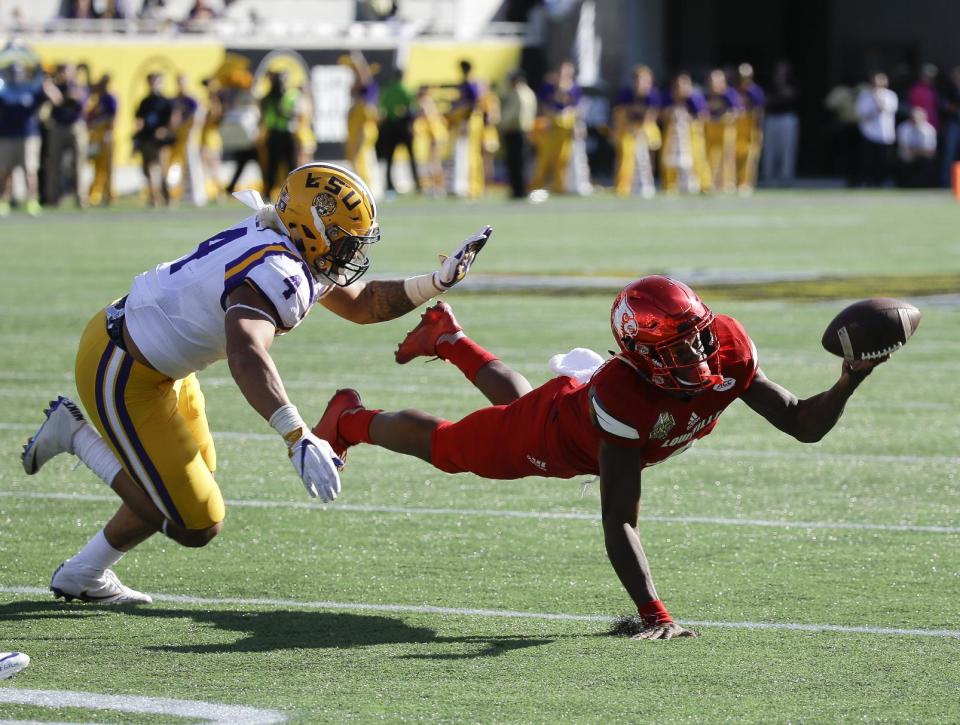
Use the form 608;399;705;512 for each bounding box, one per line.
21;162;491;604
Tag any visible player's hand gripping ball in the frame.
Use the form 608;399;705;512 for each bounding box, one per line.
821;298;921;361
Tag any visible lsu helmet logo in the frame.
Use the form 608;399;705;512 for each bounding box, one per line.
313;192;337;217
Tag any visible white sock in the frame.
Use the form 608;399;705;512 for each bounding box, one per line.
73;424;123;486
70;529;124;574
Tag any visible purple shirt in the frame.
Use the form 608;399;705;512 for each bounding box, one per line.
663;91;708;117
453;80;480;112
360;81;379;105
173;93;199;122
538;82;581;113
908;82;939;130
613;86;662;122
739;83;765;111
706;88;742;119
86;91;118;126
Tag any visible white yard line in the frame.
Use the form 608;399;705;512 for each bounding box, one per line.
1;586;956;640
1;491;957;534
0;688;285;724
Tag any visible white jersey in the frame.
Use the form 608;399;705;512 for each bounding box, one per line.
125;214;331;379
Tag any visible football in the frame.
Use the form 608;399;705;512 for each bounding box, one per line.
821;298;921;360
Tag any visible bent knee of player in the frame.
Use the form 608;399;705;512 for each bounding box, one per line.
170;520;223;548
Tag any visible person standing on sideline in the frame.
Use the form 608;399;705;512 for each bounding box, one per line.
897;108;937;187
85;74;117;207
198;77;225;202
259;71;300;199
447;59;485;198
499;70;537;199
761;60;799;186
0;60;56;217
378;68;421;195
856;72;898;187
530;60;581;195
44;62;89;207
938;67;960;187
343;52;379;189
412;85;448;196
611;65;661;199
660;72;707;195
734;63;764;195
703;68;741;193
166;75;199;203
133;72;173;206
907;64;939;134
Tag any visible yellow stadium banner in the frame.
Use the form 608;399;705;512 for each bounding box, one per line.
30;39;226;165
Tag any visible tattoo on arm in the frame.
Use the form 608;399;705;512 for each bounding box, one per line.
358;280;418;322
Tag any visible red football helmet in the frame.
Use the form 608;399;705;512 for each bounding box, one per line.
610;276;723;393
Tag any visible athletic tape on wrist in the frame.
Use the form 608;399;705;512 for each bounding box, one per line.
269;404;307;444
638;598;673;625
403;272;445;306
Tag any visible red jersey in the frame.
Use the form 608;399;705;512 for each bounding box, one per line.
430;315;758;480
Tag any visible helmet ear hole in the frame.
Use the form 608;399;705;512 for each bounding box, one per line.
700;326;717;354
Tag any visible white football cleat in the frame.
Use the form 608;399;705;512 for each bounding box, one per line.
22;395;87;475
0;651;30;680
50;561;153;605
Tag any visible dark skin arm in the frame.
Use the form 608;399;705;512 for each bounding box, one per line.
741;359;883;443
599;440;696;640
319;279;418;324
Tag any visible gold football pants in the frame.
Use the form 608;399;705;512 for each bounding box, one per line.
74;311;224;529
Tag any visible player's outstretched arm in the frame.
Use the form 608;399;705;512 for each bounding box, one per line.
320;226;492;324
741;359;884;443
224;285;341;502
599;441;697;641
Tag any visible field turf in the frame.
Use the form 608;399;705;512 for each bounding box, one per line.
1;190;958;723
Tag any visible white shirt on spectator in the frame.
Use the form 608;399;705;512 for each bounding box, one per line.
897;119;937;162
856;87;898;144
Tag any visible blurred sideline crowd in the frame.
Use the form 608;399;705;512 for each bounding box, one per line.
3;46;960;216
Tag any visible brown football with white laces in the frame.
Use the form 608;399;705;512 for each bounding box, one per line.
821;298;921;361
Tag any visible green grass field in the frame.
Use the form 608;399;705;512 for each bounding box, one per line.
1;190;959;723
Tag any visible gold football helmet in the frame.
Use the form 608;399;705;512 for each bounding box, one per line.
275;162;379;286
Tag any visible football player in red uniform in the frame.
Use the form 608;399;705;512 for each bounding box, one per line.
315;276;884;640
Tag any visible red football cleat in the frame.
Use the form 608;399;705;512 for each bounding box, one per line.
312;388;363;467
395;300;463;364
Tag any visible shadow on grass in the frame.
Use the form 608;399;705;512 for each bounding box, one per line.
0;600;553;659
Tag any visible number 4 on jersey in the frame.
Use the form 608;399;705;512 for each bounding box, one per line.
170;227;247;274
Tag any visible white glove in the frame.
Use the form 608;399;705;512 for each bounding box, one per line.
436;225;492;288
403;226;492;306
288;430;343;502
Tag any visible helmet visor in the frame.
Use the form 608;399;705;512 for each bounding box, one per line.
651;320;722;391
317;225;380;286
